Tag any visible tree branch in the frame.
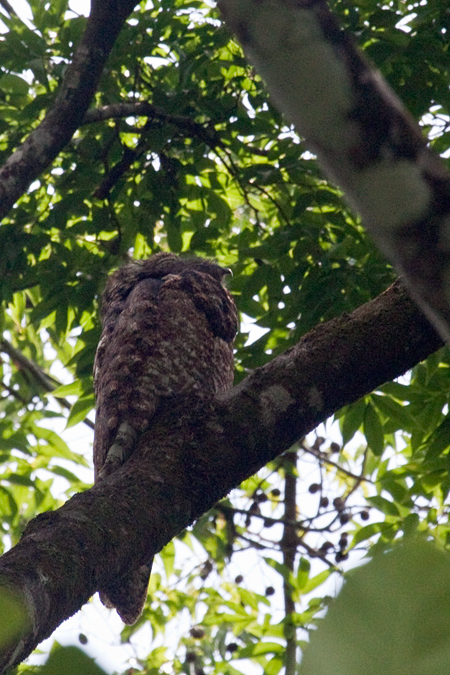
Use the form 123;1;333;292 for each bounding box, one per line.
0;0;16;17
301;443;373;484
0;280;442;672
280;452;298;675
0;339;95;431
1;339;58;392
218;0;450;343
83;101;269;150
0;0;138;220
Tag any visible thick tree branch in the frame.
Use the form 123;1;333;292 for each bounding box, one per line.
0;280;442;673
218;0;450;343
0;0;138;220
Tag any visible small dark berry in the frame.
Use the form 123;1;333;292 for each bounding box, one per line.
78;633;88;645
339;513;350;525
186;652;197;663
227;643;239;653
271;488;281;497
190;627;205;639
361;510;370;521
265;586;275;596
309;483;320;494
333;497;344;511
200;560;213;579
256;493;268;503
320;497;329;508
329;442;340;454
319;541;333;552
235;575;244;584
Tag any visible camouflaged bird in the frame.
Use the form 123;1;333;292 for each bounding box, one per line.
93;252;238;623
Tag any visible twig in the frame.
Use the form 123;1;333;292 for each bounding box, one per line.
0;0;17;17
83;101;269;156
0;339;95;431
0;381;28;405
302;444;374;484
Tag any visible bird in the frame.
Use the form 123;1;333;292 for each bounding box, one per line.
93;252;238;624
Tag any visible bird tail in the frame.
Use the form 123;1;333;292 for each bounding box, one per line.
99;559;153;625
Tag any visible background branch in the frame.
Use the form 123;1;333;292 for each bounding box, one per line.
0;339;95;430
219;0;450;343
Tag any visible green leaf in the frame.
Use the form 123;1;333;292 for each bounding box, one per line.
263;557;290;581
238;587;269;609
49;466;84;484
41;645;107;675
367;495;400;517
301;569;332;594
66;395;95;429
238;641;284;658
371;394;418;433
424;416;450;459
264;656;284;675
364;402;384;456
300;540;450;675
0;73;29;95
51;381;83;398
352;522;383;546
32;426;88;465
0;586;31;651
160;540;175;579
297;556;311;590
339;398;366;446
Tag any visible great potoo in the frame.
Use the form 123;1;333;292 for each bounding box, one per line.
93;252;238;624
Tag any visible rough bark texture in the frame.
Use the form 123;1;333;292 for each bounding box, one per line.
0;0;138;220
219;0;450;343
0;280;443;673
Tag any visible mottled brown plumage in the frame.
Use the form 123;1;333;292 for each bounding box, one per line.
93;252;237;623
